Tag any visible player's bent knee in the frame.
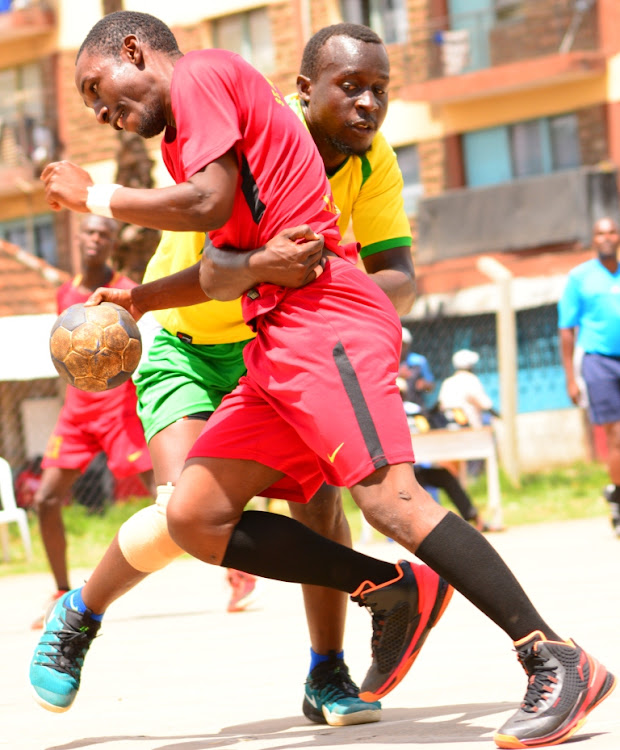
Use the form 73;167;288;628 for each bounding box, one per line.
118;484;183;573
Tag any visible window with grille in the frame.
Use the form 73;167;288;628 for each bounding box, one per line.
394;144;423;216
212;8;275;75
0;61;51;170
0;215;56;265
339;0;408;45
463;113;581;187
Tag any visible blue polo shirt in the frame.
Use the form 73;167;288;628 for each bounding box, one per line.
558;258;620;355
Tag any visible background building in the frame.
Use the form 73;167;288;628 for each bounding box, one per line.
1;0;619;485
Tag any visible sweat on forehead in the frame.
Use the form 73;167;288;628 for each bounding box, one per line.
300;23;384;78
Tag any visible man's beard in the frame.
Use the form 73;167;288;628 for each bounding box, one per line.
325;132;370;158
598;242;619;259
135;104;167;139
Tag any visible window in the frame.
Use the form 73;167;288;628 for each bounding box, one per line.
0;215;56;265
394;144;423;216
340;0;408;45
463;113;581;187
0;61;51;169
212;8;275;75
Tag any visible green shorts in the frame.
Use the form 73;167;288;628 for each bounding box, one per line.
134;325;250;442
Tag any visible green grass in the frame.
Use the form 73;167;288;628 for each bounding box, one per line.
0;461;611;576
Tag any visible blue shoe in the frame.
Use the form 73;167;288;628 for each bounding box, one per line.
303;652;382;726
29;589;101;712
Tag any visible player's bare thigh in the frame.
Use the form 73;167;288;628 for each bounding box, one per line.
351;462;448;550
166;456;284;565
148;418;207;486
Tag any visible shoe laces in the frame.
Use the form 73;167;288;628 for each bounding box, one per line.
517;644;559;712
36;611;99;679
306;659;359;701
356;595;409;669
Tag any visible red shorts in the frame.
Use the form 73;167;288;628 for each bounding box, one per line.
188;257;415;502
42;405;152;479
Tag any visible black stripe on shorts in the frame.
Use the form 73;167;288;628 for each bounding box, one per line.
332;341;387;469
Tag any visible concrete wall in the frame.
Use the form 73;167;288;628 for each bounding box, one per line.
493;408;593;474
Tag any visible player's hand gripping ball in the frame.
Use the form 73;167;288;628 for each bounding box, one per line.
50;302;142;392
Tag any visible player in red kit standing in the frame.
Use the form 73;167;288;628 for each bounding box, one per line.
32;214;155;627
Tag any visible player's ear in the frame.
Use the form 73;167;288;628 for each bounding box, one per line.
296;75;311;103
122;35;143;66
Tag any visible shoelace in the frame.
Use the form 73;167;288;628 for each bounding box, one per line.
518;647;559;712
353;593;387;652
307;663;359;699
35;615;97;679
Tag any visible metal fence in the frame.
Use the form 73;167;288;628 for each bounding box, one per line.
0;377;150;514
404;301;569;415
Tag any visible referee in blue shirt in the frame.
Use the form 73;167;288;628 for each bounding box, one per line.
558;216;620;538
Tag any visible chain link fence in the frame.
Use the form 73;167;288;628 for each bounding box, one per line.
0;377;149;515
403;301;570;416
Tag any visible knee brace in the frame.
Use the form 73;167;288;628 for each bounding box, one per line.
118;483;184;573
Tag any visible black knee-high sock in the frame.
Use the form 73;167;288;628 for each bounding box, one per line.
416;512;560;642
221;510;396;592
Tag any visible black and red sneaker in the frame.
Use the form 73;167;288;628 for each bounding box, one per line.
351;559;453;702
494;630;616;748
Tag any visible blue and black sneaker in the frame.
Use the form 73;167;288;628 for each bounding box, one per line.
303;652;381;726
29;589;101;712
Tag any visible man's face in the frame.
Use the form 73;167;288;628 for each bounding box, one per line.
301;36;389;158
78;216;118;267
592;218;620;261
75;46;167;139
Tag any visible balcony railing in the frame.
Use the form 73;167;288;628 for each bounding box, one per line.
0;116;57;182
0;1;55;42
416;166;618;264
404;0;598;84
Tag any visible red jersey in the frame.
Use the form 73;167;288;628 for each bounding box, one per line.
57;272;139;420
162;49;355;324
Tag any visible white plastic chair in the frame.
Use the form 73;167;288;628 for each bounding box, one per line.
0;456;33;561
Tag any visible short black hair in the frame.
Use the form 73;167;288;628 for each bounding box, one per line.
300;23;384;79
77;11;180;62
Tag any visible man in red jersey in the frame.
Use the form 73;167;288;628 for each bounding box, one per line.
31;13;615;749
32;214;155;627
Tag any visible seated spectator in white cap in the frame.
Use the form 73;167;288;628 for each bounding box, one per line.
438;349;495;430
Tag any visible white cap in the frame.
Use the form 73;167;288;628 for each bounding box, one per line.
452;349;479;370
401;327;412;344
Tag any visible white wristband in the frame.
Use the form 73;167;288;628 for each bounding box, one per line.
86;184;122;218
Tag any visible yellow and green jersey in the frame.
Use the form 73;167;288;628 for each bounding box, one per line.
287;93;412;259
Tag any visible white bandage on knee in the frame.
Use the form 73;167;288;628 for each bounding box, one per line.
118;483;184;573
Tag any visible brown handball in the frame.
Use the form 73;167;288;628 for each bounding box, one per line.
49;302;142;392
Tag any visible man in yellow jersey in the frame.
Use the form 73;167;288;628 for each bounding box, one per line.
39;24;415;725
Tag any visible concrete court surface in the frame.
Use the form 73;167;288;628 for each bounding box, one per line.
1;516;619;750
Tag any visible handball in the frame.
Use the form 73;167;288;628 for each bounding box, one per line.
49;302;142;392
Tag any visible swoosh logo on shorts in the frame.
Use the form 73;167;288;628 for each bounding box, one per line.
327;442;344;463
127;450;143;463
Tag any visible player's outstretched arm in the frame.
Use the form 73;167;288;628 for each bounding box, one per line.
85;262;209;319
200;226;325;301
41;151;238;232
